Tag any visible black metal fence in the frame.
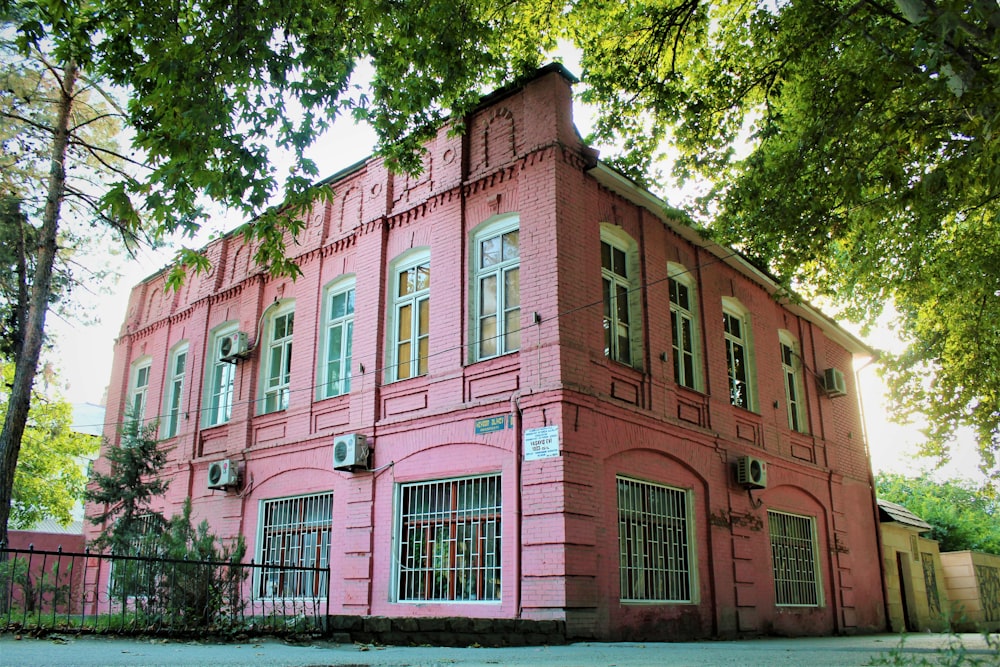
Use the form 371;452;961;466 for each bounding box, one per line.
0;545;329;635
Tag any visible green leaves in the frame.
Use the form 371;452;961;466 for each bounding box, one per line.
571;0;1000;484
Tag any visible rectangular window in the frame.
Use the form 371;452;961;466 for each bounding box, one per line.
476;227;520;359
323;286;354;398
602;240;634;365
207;333;236;427
723;311;752;409
263;310;294;413
617;476;693;602
394;261;430;381
780;339;806;432
396;475;501;602
258;493;333;599
128;362;151;421
768;510;821;606
163;346;187;438
669;277;697;389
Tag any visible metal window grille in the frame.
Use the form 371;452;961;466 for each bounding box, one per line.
258;493;332;599
723;311;751;409
601;240;633;365
669;278;697;389
108;514;160;598
617;477;692;602
768;510;821;606
397;475;501;602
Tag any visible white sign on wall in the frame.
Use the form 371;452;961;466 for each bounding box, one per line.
523;425;560;461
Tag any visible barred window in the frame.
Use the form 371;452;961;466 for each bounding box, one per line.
396;475;501;602
617;476;693;602
258;493;332;599
768;510;822;606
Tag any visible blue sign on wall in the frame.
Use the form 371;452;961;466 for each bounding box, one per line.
474;415;511;435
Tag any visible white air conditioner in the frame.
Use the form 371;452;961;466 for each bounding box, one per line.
736;455;768;489
219;331;250;362
207;459;239;489
822;367;847;398
333;433;370;471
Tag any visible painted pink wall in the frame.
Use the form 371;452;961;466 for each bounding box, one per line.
86;66;885;639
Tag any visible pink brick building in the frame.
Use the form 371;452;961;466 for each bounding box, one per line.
87;65;886;640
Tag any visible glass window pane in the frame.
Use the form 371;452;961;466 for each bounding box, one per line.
480;315;497;357
502;230;519;260
480;275;497;316
481;236;500;268
504;268;519;309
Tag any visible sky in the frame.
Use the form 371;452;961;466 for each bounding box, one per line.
45;64;985;485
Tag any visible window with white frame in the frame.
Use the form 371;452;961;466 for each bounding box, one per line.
617;476;694;602
473;216;520;361
601;226;642;368
320;280;355;399
261;302;294;414
768;510;822;606
389;251;430;381
668;265;700;390
257;492;333;599
395;474;501;602
204;325;237;427
162;343;188;438
127;359;152;421
722;300;755;410
779;332;807;433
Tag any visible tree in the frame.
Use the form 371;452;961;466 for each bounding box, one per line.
0;361;97;529
84;415;168;554
570;0;1000;483
0;0;566;549
876;472;1000;554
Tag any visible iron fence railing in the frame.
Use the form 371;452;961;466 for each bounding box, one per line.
0;545;329;635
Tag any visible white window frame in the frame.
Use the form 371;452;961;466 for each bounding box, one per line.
256;492;333;600
617;476;696;603
722;298;755;411
161;342;188;438
600;225;643;369
667;263;701;391
471;214;520;362
319;278;355;399
260;300;295;414
387;249;431;382
203;323;238;427
779;331;807;433
393;474;502;603
768;510;823;607
127;357;152;422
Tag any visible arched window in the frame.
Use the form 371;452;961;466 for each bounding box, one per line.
319;277;356;399
162;342;188;438
779;331;807;432
600;225;643;369
722;298;755;411
667;263;701;390
260;300;295;414
388;249;431;382
471;214;520;362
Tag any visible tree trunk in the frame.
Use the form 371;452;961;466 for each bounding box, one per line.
0;60;77;549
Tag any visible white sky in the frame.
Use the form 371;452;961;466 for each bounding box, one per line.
45;62;986;485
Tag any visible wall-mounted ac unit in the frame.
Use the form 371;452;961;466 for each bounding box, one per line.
736;456;768;489
220;331;250;362
333;433;369;471
821;367;847;398
207;459;239;490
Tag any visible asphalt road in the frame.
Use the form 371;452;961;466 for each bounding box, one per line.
1;633;997;667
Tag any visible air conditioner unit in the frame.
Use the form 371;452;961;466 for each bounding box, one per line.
736;455;768;489
821;367;847;398
219;331;250;362
333;433;370;471
207;459;239;490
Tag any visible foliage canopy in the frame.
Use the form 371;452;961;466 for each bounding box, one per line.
876;472;1000;554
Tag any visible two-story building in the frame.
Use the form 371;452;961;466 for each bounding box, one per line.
86;64;886;640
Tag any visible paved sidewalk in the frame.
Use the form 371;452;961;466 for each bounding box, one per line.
1;632;997;667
